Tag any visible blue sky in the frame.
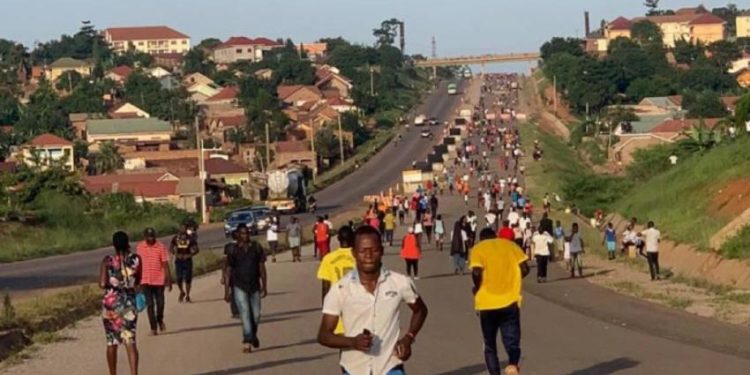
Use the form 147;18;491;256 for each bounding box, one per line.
0;0;733;59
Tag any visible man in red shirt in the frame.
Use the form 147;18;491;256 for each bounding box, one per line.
498;220;514;241
314;216;331;258
136;228;172;335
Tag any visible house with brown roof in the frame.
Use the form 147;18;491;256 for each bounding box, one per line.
205;157;250;186
153;53;184;69
277;85;324;106
106;66;134;84
205;86;240;105
295;43;328;61
275;140;316;170
315;66;353;99
14;133;75;171
212;36;282;65
48;57;93;82
104;26;190;55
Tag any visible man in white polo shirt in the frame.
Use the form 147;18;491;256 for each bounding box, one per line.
318;225;429;375
641;221;661;281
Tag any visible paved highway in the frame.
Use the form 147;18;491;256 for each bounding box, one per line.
0;80;468;296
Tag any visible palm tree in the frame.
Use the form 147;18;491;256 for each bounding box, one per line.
94;141;123;174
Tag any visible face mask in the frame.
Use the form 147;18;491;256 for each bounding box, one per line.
187;229;193;235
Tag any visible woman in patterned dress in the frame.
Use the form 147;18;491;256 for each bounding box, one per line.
99;231;142;375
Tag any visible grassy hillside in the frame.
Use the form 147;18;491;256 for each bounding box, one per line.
614;136;750;251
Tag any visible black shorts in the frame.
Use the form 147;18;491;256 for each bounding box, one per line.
175;259;193;283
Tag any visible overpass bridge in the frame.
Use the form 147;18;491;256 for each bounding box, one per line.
414;52;540;68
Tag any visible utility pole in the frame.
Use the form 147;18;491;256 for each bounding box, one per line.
309;119;316;183
431;36;437;83
369;65;375;96
337;112;345;165
195;116;208;224
265;122;271;169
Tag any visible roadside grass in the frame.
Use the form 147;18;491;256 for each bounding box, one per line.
719;225;750;260
608;281;693;309
670;274;734;296
613;137;750;250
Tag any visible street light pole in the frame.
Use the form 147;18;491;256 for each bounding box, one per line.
553;74;558;115
195;116;208;224
337;112;345;165
265;122;271;169
309;119;316;183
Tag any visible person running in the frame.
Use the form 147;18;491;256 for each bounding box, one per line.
317;225;429;375
401;227;422;279
286;217;302;262
100;231;142;375
223;224;267;353
450;216;469;275
469;228;529;375
170;224;199;303
434;214;445;252
498;220;514;241
384;208;396;247
567;223;584;278
136;228;172;336
642;221;661;281
531;226;553;283
315;217;331;259
603;222;617;260
317;225;356;335
267;217;279;263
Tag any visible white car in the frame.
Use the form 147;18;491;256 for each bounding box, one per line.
420;129;432;138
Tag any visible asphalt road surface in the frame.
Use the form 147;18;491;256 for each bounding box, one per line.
0;80;469;296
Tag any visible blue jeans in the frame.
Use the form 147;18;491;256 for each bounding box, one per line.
233;287;261;343
480;303;521;374
452;254;466;273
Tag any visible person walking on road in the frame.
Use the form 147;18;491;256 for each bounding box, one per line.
384;208;396;247
567;223;585;278
434;214;446;252
450;217;469;275
100;231;142;375
469;228;529;375
136;228;172;336
603;222;617;260
170;224;199;303
315;217;331;259
553;221;565;261
401;227;422;279
531;226;553;283
641;221;662;281
286;217;302;262
317;225;356;335
422;210;434;244
223;224;268;353
267;217;279;263
318;225;429;375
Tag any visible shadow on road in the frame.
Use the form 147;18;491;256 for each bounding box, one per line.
192;352;337;374
160;315;299;336
433;363;487;375
565;357;639;375
264;307;320;318
255;338;318;353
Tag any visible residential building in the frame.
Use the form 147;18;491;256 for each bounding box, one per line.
69;113;106;138
104;26;190;55
211;36;282;65
15;133;75;171
737;12;750;38
254;68;274;80
637;96;683;113
736;67;750;88
106;65;133;84
159;75;180;91
183;72;215;87
275;141;316;170
277;85;324;106
187;82;221;103
729;52;750;74
86;118;172;151
315;65;353;99
82;171;197;210
146;66;171;79
47;57;93;81
205;86;240;106
109;102;150;118
205;157;250;186
296;43;328;60
153;53;184;69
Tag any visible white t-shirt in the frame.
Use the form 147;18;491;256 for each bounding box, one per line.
643;227;661;253
413;223;423;234
519;217;531;231
507;211;520;226
323;270;419;375
669;155;678;165
266;224;278;242
532;232;553;256
485;212;497;226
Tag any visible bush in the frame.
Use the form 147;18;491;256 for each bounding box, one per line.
720;226;750;259
209;198;254;223
562;173;633;216
626;143;684;181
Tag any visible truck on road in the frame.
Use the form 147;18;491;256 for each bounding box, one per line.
414;114;427;126
263;168;307;213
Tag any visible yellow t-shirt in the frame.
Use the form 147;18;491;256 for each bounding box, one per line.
317;247;355;334
469;238;528;311
384;213;396;230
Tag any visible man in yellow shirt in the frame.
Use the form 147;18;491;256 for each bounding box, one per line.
317;225;356;334
469;228;529;375
384;209;396;246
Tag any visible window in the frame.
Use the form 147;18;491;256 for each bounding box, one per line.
247;48;252;53
138;41;144;46
182;40;187;44
171;40;177;45
236;48;243;54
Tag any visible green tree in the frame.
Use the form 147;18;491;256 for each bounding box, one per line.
683;90;729;119
112;51;154;68
54;70;83;92
540;37;584;60
644;0;660;15
340;111;369;146
373;19;401;48
32;22;111;64
197;38;222;50
734;93;750;132
62;79;112;113
314;127;340;161
630;20;663;46
673;39;705;65
93;141;123;174
707;40;741;70
680;58;736;93
183;47;216;76
14;80;70;140
625;76;675;101
0;92;20;124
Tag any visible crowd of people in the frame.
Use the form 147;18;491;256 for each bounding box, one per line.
94;73;663;375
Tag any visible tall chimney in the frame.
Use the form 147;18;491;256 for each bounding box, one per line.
584;11;591;36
